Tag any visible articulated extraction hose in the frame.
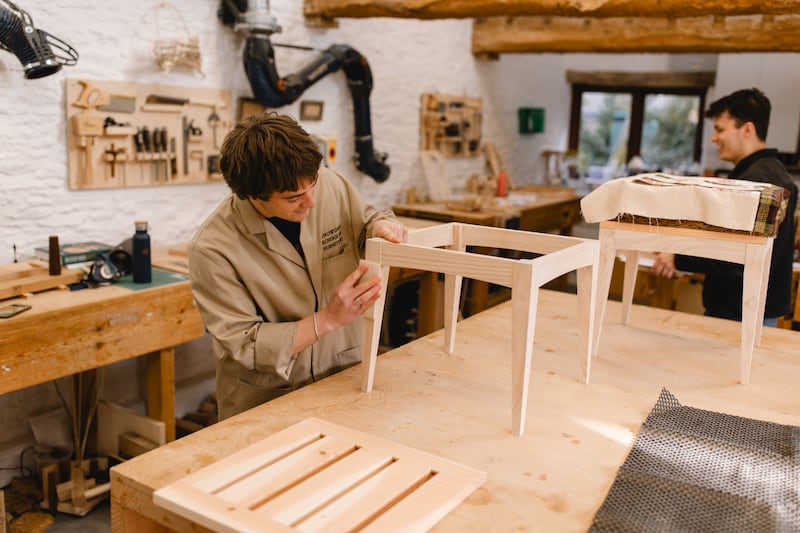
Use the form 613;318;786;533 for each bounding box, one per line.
244;36;390;183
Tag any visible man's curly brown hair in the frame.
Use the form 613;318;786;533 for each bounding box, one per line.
220;112;323;199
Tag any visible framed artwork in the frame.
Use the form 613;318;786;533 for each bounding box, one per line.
300;100;324;121
238;97;266;120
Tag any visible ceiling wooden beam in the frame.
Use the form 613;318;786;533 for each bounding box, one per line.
472;15;800;55
566;71;716;88
304;0;800;20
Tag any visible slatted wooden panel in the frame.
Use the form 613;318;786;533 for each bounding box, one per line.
153;418;486;533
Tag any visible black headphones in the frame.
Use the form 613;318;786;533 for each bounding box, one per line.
87;249;132;285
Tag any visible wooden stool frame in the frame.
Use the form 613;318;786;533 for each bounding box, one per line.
360;222;599;436
593;221;774;384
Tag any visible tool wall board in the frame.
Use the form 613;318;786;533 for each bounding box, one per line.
65;78;233;191
420;93;483;158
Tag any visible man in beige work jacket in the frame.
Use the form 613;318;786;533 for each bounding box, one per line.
189;112;407;419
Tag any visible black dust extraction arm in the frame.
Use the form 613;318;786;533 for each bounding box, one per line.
0;0;77;79
219;0;390;183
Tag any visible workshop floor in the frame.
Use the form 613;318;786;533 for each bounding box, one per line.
47;499;110;532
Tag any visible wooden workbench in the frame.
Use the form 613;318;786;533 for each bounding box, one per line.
392;184;582;234
0;274;204;441
110;290;799;532
394;185;583;319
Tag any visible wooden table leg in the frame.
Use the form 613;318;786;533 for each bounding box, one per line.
417;272;441;337
147;348;176;442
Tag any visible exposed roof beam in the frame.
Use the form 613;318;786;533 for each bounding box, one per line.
472;15;800;55
566;71;716;88
304;0;800;20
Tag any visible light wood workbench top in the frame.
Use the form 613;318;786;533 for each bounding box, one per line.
110;290;800;532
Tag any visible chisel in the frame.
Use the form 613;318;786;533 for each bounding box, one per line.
141;126;154;183
134;128;145;182
158;128;169;181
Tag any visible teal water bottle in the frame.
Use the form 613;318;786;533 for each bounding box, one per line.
132;220;152;283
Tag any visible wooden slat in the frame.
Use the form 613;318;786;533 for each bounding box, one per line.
153;418;486;533
599;221;769;244
360;473;488;533
378;243;517;287
404;222;457;248
216;436;357;507
189;423;326;493
256;448;395;524
598;222;765;264
0;261;84;300
459;223;585;254
0;260;49;283
527;241;597;287
156;483;294;533
295;460;433;532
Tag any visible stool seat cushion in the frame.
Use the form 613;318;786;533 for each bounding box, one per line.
580;173;789;237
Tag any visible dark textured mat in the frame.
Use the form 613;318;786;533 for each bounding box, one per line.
589;389;800;533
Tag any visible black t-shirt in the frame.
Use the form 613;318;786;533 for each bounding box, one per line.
269;217;304;259
674;149;798;320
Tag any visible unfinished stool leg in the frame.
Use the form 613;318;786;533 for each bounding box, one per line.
621;250;640;325
739;241;771;384
510;265;537;436
576;261;597;384
754;238;774;346
444;225;467;354
360;260;391;393
593;226;617;357
444;273;462;354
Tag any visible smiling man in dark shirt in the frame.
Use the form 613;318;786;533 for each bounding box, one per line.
652;88;798;324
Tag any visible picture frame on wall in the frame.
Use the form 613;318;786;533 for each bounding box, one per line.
300;100;324;121
238;97;267;120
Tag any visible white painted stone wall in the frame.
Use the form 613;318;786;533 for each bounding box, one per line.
1;0;799;481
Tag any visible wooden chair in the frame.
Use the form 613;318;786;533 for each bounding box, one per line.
360;222;599;436
593;221;774;384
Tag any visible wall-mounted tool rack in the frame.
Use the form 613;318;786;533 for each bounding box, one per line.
65;78;233;190
420;93;483;157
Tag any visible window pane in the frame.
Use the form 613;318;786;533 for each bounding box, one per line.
640;94;700;173
579;92;631;177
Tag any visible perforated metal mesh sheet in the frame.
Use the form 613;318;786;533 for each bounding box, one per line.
589;389;800;533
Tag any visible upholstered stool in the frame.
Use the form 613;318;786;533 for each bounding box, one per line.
582;173;790;384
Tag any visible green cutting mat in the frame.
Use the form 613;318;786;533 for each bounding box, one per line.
116;268;190;290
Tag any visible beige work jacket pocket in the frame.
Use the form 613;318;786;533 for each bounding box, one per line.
321;243;358;296
336;346;361;368
232;376;298;414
